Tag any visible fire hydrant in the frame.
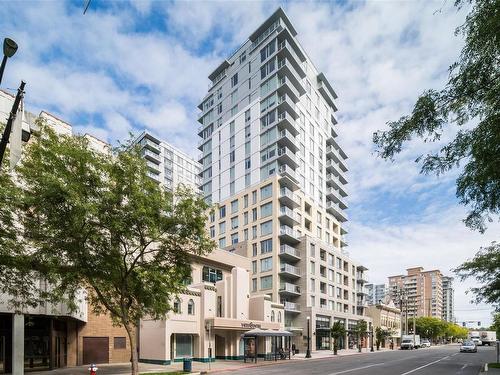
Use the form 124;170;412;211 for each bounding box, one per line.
88;364;98;375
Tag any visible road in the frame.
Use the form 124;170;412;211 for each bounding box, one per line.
230;345;497;375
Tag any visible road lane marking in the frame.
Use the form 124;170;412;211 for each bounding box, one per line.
399;356;449;375
461;364;468;370
328;363;385;374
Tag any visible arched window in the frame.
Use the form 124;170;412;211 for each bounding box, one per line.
188;299;195;315
271;310;275;322
278;311;282;323
173;298;181;314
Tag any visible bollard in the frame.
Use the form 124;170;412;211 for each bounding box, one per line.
88;363;98;375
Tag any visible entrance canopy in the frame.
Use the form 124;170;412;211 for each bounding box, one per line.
241;329;292;363
241;328;293;337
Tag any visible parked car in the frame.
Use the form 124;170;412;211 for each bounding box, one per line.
421;339;431;348
460;341;477;353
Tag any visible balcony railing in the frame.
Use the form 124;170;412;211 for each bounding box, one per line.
280;263;301;277
283;301;300;312
279;244;300;259
279;283;301;295
279;225;300;241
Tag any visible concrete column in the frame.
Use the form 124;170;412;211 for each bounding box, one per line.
12;313;24;375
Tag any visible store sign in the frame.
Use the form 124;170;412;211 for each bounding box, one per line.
241;322;262;329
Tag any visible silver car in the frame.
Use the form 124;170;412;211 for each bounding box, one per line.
460;341;477;353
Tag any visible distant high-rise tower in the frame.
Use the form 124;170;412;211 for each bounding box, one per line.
365;283;387;305
442;276;454;322
196;7;369;352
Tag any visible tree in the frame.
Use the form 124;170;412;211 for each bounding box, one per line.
353;320;368;352
330;321;346;355
375;327;391;350
415;317;447;342
489;313;500;337
373;0;500;233
0;122;215;375
454;242;500;309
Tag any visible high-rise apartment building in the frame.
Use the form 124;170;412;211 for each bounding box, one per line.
442;276;454;322
388;267;444;319
365;283;387;305
197;8;369;352
134;131;201;191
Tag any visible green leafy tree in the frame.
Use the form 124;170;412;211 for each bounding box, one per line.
0;123;215;375
330;321;346;355
375;327;392;350
489;313;500;337
454;242;500;310
415;317;448;342
373;0;500;233
353;319;368;352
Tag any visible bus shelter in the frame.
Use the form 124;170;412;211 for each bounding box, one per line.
241;328;293;363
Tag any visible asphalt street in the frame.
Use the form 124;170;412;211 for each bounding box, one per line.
230;345;497;375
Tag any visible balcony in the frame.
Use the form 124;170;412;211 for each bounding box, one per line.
326;159;348;184
278;128;298;152
357;274;369;284
277;93;298;119
356;287;368;296
283;301;301;313
340;236;348;247
325;144;348;169
142;138;160;153
279;263;301;279
146;161;160;173
146;171;160;183
279;282;301;296
279;206;300;226
357;300;368;308
277;147;298;169
279;244;301;261
142;149;161;163
277;110;299;136
276;58;306;96
279;225;301;244
326;201;348;223
277;75;300;104
279;187;299;208
278;165;299;190
326;174;348;196
326;187;348;209
277;38;306;78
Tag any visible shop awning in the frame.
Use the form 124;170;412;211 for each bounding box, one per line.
241;328;293;337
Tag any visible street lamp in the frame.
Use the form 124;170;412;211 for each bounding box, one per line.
305;316;311;358
0;38;18;86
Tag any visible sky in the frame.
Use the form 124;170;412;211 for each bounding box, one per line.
1;0;498;325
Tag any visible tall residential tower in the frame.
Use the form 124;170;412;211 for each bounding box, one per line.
197;8;369;351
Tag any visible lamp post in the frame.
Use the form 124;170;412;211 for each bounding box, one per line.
305;316;311;358
0;38;18;86
370;325;374;352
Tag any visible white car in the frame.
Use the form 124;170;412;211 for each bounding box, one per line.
460;341;477;353
421;340;431;348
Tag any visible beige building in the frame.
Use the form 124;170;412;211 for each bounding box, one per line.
388;267;444;320
366;298;402;348
139;249;284;364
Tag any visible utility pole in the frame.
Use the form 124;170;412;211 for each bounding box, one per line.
0;80;25;167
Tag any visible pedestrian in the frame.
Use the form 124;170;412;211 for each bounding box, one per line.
292;343;296;355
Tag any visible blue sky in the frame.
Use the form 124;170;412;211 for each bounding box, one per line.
1;0;498;325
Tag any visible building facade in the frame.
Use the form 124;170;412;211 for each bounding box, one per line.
388;267;444;319
139;249;284;364
366;298;401;348
365;283;387;306
134;131;201;191
0;91;132;374
441;276;454;322
196;8;370;352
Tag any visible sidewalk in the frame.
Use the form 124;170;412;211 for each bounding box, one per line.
22;348;397;375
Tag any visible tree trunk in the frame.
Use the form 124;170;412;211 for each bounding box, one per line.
125;323;139;375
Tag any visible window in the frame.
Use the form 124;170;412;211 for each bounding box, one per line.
231;216;238;229
245;141;251;155
173;298;181;313
203;266;223;283
217;296;223;317
231;233;238;244
261;239;273;254
230;150;235;163
231;104;238;116
252;190;257;204
252;226;257;239
231;73;238;87
244;212;249;225
271;311;275;322
260;39;276;62
310;261;315;275
244;194;249;208
188;299;195;315
209;226;215;238
310;244;315;258
114;337;126;349
219;221;226;234
252;208;258;221
239;51;246;64
231;199;239;213
260;257;273;272
260;184;273;200
252;278;257;292
278;311;282;323
260;220;273;236
252;242;258;256
244;228;248;240
260;202;273;218
261;275;273;290
219;205;226;218
260;58;276;79
252;261;257;274
245;158;251;169
310;278;315;293
219;237;226;248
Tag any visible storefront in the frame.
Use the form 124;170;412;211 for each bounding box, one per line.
315;316;331;350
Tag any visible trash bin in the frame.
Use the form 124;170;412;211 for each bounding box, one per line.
183;357;192;373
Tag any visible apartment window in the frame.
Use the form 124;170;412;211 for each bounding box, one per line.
260;183;273;200
260;39;276;62
260;202;273;218
310;244;315;258
243;212;249;225
230;136;235;149
245;109;251;122
239;51;246;64
219;205;226;218
210;212;215;223
245;173;251;187
231;73;238;87
244;228;248;240
252;278;257;292
188;299;195;315
230;181;235;195
219;237;226;248
260;257;273;272
114;337;126;349
202;266;223;283
261;239;273;254
252;190;257;204
245;158;251;170
230;150;235;163
173;298;181;313
260;58;276;79
231;233;238;245
252;260;257;274
231;105;238;116
310;295;315;307
310;278;316;293
217;103;222;114
219;221;226;234
261;275;273;290
231;216;238;229
231;199;239;213
260;220;273;236
252;208;258;221
252;242;258;256
252;225;257;239
245;141;251;155
244;194;249;208
310;261;315;275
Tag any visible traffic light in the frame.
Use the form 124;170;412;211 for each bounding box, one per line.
478;321;481;326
